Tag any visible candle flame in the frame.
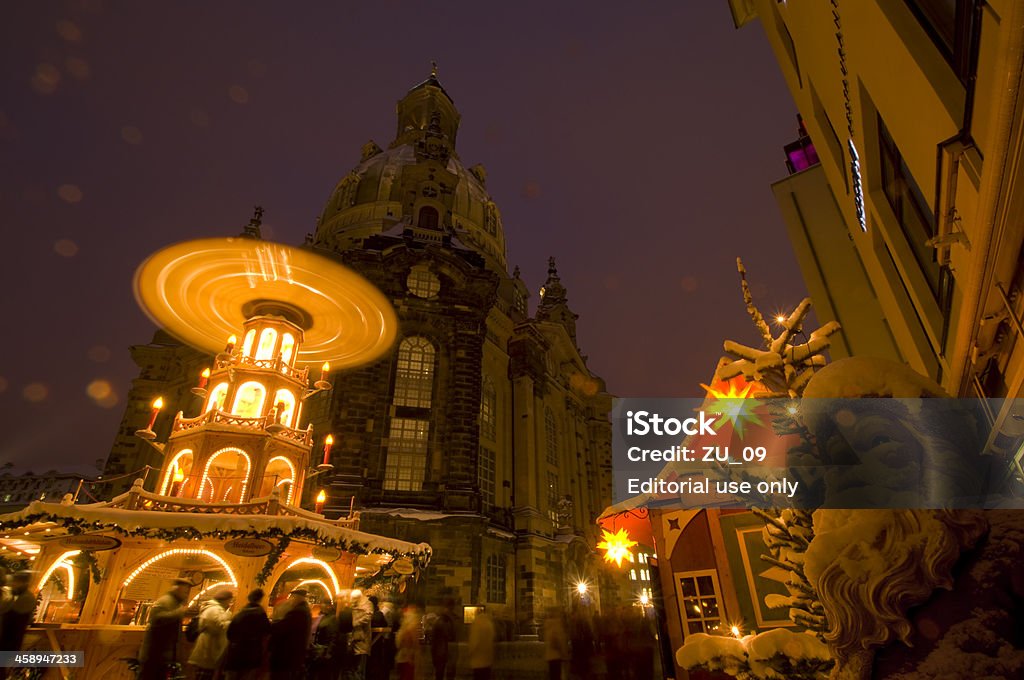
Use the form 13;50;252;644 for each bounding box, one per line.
201;368;211;378
172;468;184;483
227;335;237;344
152;397;164;410
316;489;326;503
325;434;334;445
322;361;330;373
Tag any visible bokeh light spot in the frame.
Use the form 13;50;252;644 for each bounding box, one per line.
87;345;111;363
65;57;91;80
120;125;143;144
56;20;82;42
521;181;541;199
86;379;111;400
228;85;249;104
680;275;699;293
23;383;48;403
54;239;78;257
31;64;61;95
57;184;83;203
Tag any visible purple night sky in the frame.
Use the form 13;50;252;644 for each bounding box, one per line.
1;2;808;474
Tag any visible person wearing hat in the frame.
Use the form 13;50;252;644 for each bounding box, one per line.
137;578;192;680
269;587;312;680
222;588;271;680
0;571;37;679
188;587;235;679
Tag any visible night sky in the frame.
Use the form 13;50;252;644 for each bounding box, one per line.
1;2;808;475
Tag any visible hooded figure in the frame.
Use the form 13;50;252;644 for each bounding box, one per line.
188;589;234;678
137;578;191;680
348;589;373;678
269;588;313;680
223;588;271;679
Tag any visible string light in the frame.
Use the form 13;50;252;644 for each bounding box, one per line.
123;548;237;588
283;557;341;595
39;550;81;597
201;448;251;502
295;579;333;598
188;581;233;607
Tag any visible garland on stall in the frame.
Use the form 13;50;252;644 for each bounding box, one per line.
256;536;290;586
0;554;29;574
0;513;431;570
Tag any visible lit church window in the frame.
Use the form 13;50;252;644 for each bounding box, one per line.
206;383;229;412
255;328;278;361
232;381;266;418
407;266;440;299
393;337;435;408
480;378;496;441
383;418;429;491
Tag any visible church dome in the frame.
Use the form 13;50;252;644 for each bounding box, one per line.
314;72;507;273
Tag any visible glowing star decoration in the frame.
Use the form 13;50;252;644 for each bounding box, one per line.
597;528;637;567
699;380;763;439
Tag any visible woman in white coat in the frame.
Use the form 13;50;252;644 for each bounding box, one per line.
188;589;235;680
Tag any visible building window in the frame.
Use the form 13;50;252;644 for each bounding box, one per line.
393;337;435;408
545;408;558;466
904;0;977;81
479;446;496;510
547;471;559;525
407;266;440;299
486;555;506;603
418;206;439;229
480;378;496;441
676;570;723;636
383;418;429;491
878;114;951;309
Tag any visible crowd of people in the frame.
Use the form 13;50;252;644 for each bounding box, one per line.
132;581;655;680
136;580;437;680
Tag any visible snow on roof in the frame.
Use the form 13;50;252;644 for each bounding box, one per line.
0;500;431;561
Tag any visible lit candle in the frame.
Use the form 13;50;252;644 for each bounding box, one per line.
322;434;334;465
146;397;164;430
225;334;237;353
315;489;326;514
320;361;330;383
172;467;184;496
198;368;210;389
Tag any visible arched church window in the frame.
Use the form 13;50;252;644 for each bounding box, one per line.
383;417;429;491
232;381;266;418
418;206;439;229
393;337;435;408
407;266;440;299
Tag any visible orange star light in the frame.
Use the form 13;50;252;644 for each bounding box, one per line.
597;528;637;567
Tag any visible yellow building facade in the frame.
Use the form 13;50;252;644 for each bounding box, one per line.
732;1;1024;461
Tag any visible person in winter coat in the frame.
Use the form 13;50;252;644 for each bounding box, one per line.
0;571;37;680
333;594;355;677
223;588;271;680
269;588;312;680
394;605;422;680
430;598;458;680
542;607;569;680
467;608;495;680
366;596;394;680
309;601;340;680
137;578;192;680
187;589;234;679
347;590;373;680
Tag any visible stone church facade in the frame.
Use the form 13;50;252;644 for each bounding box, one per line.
103;72;614;630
